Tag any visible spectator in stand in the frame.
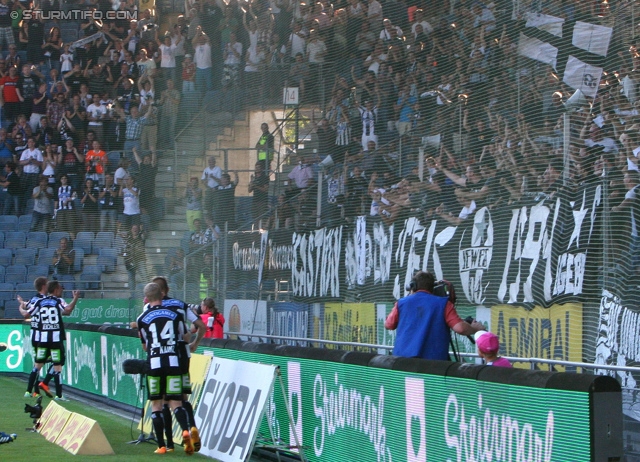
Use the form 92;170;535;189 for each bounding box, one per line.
132;146;157;216
0;161;20;215
114;157;130;186
86;93;108;142
286;52;309;100
288;156;314;190
47;93;67;131
31;174;53;232
248;161;270;229
201;156;222;219
99;173;120;234
34;116;54;147
85;140;107;186
1;65;21;124
181;53;195;94
52;237;74;276
120;175;141;231
213;171;239;229
222;31;242;88
19;136;43;209
192;26;213;95
123;224;148;292
158;78;180;148
17;64;42;124
186;176;203;231
255;122;274;167
394;84;416;137
199;297;225;339
80;177;99;233
156;29;181;91
0;128;13;167
54;174;76;238
57;138;84;192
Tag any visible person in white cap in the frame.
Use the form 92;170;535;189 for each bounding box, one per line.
474;331;512;367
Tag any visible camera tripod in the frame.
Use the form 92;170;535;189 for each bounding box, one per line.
127;373;156;445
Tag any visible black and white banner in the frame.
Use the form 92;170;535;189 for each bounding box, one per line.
517;12;613;98
228;184;606;306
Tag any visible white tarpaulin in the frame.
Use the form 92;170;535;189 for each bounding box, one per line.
572;21;613;57
195;356;277;462
524;12;565;37
563;55;603;98
518;33;559;69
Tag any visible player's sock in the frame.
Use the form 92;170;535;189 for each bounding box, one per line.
182;400;195;429
53;371;62;398
42;365;55;386
162;404;174;448
27;368;39;393
151;411;166;449
173;406;189;432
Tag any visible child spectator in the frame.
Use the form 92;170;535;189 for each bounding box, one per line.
474;331;512;368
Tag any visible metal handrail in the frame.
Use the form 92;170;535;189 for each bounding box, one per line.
220;332;640;375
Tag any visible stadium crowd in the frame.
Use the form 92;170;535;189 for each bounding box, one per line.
0;0;637;277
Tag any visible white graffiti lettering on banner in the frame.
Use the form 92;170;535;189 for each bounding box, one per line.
292;227;342;297
394;217;425;299
197;362;263;459
345;217;394;289
268;239;294;271
313;373;390;461
72;337;98;388
458;207;493;304
595;290;639;390
553;188;601;297
232;241;263;271
444;394;554;462
498;201;555;303
270;309;308;342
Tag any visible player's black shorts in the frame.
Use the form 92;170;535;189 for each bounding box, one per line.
36;342;65;366
177;341;192;394
147;367;184;401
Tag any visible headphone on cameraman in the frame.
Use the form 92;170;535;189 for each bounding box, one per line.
407;276;417;293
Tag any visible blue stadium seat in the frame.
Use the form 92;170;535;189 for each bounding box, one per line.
0;282;13;304
3;299;21;319
57;274;77;299
37;247;56;270
71;248;85;273
17;215;33;232
0;230;5;248
27;264;49;281
15;282;33;301
94;232;114;252
5;231;26;249
97;248;118;273
48;232;70;248
5;265;26;284
74;232;94;255
0;248;12;267
26;231;48;250
0;215;18;232
14;248;36;266
79;266;101;291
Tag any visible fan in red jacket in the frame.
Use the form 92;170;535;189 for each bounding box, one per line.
198;297;225;339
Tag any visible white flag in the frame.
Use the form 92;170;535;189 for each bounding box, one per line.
524;12;565;37
563;55;602;98
518;33;558;69
573;21;612;57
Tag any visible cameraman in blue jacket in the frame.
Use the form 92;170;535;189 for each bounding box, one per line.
385;271;485;360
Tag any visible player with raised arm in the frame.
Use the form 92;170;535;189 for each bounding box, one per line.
32;281;80;401
136;282;194;455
